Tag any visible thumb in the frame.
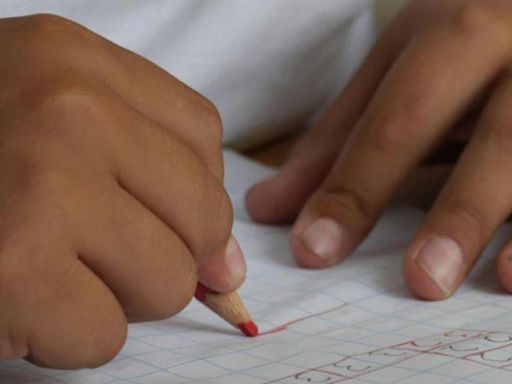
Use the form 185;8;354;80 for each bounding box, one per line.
197;235;246;293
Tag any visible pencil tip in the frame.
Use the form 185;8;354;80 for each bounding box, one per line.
239;321;259;337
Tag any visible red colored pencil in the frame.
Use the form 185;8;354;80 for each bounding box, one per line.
194;283;259;337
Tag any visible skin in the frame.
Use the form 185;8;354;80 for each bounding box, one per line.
0;14;246;368
3;0;512;370
247;0;512;300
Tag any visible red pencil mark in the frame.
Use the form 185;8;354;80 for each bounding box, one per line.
265;329;512;383
259;304;347;336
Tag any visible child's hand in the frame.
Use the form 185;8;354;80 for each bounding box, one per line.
247;0;512;300
0;15;244;368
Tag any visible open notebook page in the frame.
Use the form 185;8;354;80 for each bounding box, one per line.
2;150;512;384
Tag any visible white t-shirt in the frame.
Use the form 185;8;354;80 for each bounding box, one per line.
0;1;376;149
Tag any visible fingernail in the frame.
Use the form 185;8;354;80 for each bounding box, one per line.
414;236;464;297
224;237;246;279
300;218;344;263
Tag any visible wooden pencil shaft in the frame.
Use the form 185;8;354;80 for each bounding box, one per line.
202;290;251;327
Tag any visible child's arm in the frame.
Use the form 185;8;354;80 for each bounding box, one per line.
0;14;244;368
247;0;512;300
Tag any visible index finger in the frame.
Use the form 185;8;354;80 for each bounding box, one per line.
291;11;510;268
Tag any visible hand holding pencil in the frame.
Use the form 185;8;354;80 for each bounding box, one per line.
196;236;258;337
0;13;253;366
195;283;258;337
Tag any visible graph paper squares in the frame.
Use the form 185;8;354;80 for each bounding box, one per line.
1;152;512;384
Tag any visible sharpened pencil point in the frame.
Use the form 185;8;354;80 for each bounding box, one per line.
195;282;256;337
239;321;259;337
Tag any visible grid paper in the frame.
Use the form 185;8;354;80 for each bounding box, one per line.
1;150;512;384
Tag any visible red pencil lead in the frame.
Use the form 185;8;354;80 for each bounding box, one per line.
238;321;259;337
195;283;257;337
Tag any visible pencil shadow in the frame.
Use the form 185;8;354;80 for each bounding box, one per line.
0;365;43;382
233;221;298;268
166;318;241;336
464;259;504;295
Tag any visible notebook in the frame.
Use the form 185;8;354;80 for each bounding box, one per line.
2;150;512;384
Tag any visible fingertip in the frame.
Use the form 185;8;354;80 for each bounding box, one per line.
403;245;453;301
245;171;311;224
245;175;288;223
198;236;246;293
289;235;338;269
244;180;270;222
290;216;353;269
403;236;462;301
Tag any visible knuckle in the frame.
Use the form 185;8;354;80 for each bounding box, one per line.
23;13;76;30
367;105;418;156
19;14;73;39
178;94;224;174
450;3;502;35
485;120;512;159
371;123;409;156
22;78;110;135
199;97;223;134
26;79;96;117
20;13;93;43
17;14;87;56
196;96;224;149
319;185;377;229
7;162;81;221
443;198;489;240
